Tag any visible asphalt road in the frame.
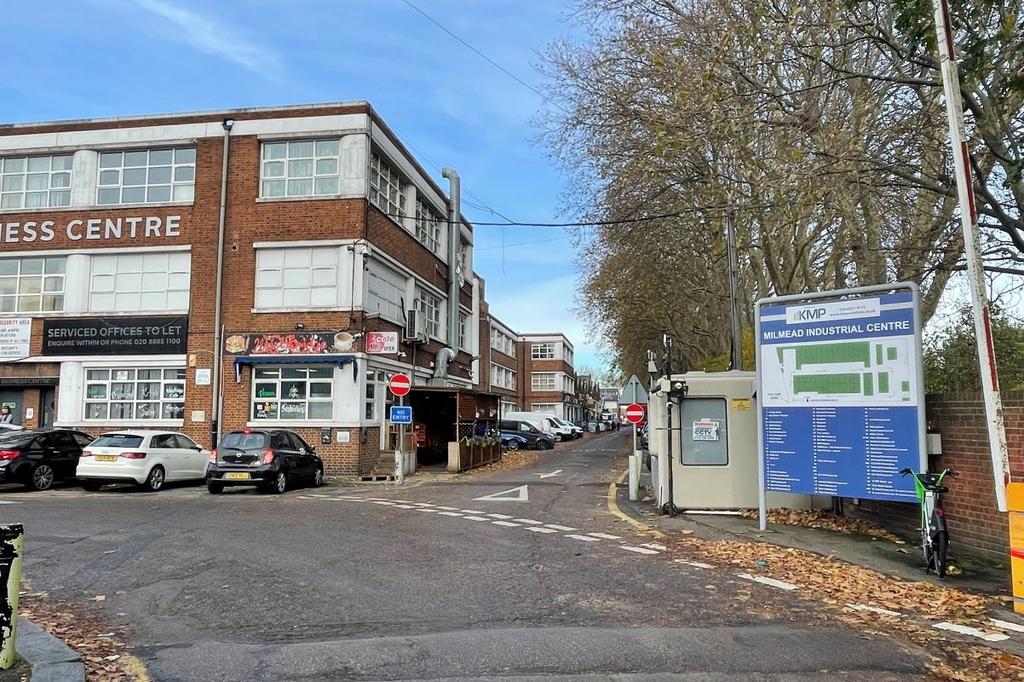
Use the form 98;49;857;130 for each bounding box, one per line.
0;431;929;681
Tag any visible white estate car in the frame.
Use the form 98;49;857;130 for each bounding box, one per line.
76;431;209;492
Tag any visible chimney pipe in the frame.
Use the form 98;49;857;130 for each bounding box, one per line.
442;168;461;360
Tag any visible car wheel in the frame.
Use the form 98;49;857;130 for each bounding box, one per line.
141;466;164;492
265;471;287;494
28;464;55;491
80;480;103;492
207;482;224;495
506;439;519;451
312;466;324;488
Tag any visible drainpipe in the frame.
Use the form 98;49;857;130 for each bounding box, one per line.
210;118;233;448
442;168;461;360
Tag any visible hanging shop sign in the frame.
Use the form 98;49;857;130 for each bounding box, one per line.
365;331;399;355
224;331;360;355
42;316;188;356
0;318;31;361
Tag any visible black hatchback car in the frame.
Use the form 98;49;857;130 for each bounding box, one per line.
0;428;94;491
207;428;324;494
499;420;555;450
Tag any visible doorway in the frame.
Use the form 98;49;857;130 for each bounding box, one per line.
40;388;56;428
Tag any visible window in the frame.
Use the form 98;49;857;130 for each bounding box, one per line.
531;404;558;415
89;252;190;312
500;400;517;416
563;375;575;394
369;153;406;218
364;369;394;422
252;367;333;420
0;257;65;313
458;311;470;350
1;154;72;209
532;343;556;360
255;247;338;309
365;260;406;322
491;364;515;390
415;288;442;340
97;148;195;205
563;345;574;364
491;328;516;357
532;372;557;391
681;398;729;465
260;139;341;198
84;368;185;421
415;199;443;255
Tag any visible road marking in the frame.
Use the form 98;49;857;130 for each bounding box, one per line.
847;604;903;617
436;506;460;511
462;515;490;521
371;501;396;506
587;532;621;540
640;542;667;551
933;622;1010;642
514;518;542;525
544;524;576;532
486;513;513;519
309;494;334;498
416;508;437;513
527;527;558;534
460;509;486;514
492;521;520;527
436;511;463;517
413;502;435;507
736;574;799;591
565;534;601;542
621;545;660;555
674;559;713;569
606;471;666;539
991;617;1024;633
0;501;20;505
392;504;416;509
537;470;563;479
473;485;529;502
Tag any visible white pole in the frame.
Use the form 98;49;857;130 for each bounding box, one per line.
933;0;1009;511
755;302;767;531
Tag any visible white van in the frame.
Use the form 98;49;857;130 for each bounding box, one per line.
503;412;558;440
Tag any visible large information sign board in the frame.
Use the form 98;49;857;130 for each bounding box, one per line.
755;284;925;503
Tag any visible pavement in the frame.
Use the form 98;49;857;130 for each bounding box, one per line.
0;429;1010;680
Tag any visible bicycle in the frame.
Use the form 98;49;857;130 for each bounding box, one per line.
900;467;957;578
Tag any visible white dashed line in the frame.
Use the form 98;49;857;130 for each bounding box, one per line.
847;604;902;617
565;534;601;542
640;543;667;551
486;513;513;519
587;533;621;540
371;501;396;506
463;515;490;521
736;574;799;591
621;546;660;555
309;494;333;498
674;559;713;569
461;509;486;515
492;521;520;527
990;618;1024;634
514;518;542;525
413;502;435;507
544;524;577;532
933;622;1010;642
436;511;463;517
393;504;416;509
436;506;460;511
527;527;558;534
416;508;438;513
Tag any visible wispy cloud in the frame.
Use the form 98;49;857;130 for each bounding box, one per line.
133;0;284;80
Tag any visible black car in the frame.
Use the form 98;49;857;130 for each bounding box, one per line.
499;420;555;450
0;428;94;491
207;428;324;494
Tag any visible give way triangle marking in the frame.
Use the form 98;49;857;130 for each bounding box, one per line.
473;485;529;502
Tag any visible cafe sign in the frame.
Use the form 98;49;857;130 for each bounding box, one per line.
0;318;31;361
0;215;183;245
42;316;188;355
224;331;360;355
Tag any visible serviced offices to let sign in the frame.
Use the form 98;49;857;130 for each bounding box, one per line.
756;285;925;502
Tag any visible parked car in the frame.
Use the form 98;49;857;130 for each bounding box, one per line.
0;428;94;491
499;420;554;450
76;431;209;492
552;417;583;440
502;412;558;439
500;432;530;451
207;428;324;494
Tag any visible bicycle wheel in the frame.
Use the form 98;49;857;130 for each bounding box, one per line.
933;530;949;578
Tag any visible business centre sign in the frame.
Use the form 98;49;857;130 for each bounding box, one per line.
0;215;183;245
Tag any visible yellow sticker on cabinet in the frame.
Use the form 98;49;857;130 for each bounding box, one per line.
732;398;751;411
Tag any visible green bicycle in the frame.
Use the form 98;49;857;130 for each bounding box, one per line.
900;467;957;578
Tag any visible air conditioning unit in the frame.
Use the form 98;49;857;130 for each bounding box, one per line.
404;309;426;344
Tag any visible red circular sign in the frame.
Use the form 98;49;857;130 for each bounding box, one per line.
624;403;646;424
388;373;412;397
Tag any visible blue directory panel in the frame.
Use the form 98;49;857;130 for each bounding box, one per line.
757;288;923;502
389;405;413;425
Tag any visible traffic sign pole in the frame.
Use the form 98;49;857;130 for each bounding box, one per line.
388;374;412;482
624;403;646;502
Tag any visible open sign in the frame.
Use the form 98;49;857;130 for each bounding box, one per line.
692;419;720;442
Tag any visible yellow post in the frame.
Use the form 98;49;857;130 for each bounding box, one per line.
0;524;24;669
1008;484;1024;614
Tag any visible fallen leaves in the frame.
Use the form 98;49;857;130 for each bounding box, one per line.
740;507;905;543
463;449;542;475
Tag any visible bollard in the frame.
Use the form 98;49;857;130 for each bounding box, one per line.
0;524;24;670
628;453;640;502
1008;483;1024;614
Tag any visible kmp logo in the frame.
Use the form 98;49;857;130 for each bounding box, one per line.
785;298;881;324
794;307;827;321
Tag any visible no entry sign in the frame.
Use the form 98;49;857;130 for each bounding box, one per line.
624;403;645;425
388;373;411;397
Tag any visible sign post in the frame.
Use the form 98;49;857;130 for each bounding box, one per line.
755;283;926;531
625;403;646;502
388;374;412;482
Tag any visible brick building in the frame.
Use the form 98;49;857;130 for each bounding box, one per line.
0;102;500;476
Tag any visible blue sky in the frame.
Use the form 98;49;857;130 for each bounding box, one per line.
0;0;605;369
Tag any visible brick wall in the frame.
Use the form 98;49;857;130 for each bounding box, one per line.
846;391;1024;565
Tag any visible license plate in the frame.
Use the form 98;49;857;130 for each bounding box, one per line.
224;472;251;480
95;455;118;462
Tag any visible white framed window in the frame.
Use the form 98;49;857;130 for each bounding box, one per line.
0;256;65;313
532;403;558;414
84;368;185;421
532;372;557;391
491;364;515;390
564;345;574;364
261;139;341;198
415;288;443;340
97;147;195;205
252;366;333;420
458;311;470;350
415;199;443;255
491;328;516;357
1;154;72;209
369;153;406;219
89;252;191;313
255;247;338;309
364;369;395;422
532;343;556;360
500;400;517;416
365;259;407;322
563;375;575;393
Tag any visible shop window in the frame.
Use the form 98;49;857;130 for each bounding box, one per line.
415;199;443;255
369;153;406;219
89;252;191;312
96;147;195;205
0;257;65;313
532;343;556;360
252;366;333;420
0;154;72;209
84;368;185;421
364;259;406;322
531;372;557;391
414;288;442;340
260;139;341;198
255;247;338;309
531;403;558;414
